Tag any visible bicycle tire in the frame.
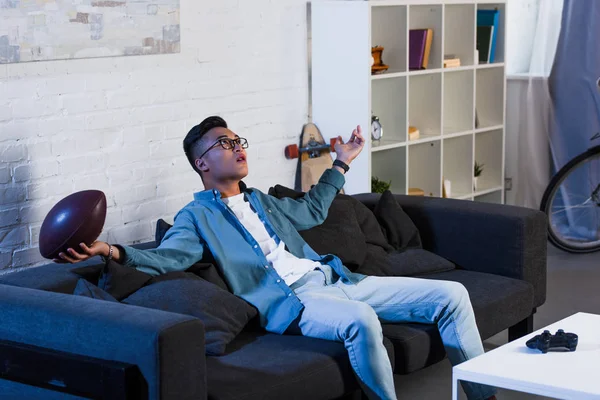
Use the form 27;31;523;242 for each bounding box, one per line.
540;145;600;253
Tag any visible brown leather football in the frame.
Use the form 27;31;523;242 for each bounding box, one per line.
39;190;107;260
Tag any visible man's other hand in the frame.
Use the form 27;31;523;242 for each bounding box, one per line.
54;241;110;264
334;125;365;165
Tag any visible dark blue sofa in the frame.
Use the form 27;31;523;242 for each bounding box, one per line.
0;193;547;399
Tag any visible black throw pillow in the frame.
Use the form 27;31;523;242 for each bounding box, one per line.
122;273;258;356
268;185;367;271
356;244;454;277
299;195;367;270
73;260;153;301
374;190;422;250
154;219;230;290
351;196;394;252
268;184;305;200
73;278;118;302
155;218;172;244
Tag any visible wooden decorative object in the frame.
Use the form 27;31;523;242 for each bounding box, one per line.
408;187;425;196
371;46;389;74
408;126;420;141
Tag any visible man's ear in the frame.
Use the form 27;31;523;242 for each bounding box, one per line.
195;158;209;173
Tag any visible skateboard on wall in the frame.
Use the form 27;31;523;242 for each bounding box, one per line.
285;123;343;193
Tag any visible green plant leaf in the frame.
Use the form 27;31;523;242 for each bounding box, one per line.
371;176;391;193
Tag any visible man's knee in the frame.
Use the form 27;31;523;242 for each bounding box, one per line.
441;281;470;307
344;302;381;337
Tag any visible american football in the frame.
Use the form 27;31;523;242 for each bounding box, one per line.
39;190;107;260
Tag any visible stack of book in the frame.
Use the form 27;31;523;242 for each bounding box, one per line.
443;55;461;68
409;28;433;70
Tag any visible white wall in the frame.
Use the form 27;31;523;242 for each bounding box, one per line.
0;0;317;272
504;0;538;205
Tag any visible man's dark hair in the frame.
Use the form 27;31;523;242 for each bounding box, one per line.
183;116;228;175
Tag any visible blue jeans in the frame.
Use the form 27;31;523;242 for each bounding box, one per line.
288;266;497;400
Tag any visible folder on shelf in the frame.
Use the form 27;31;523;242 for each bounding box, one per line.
477;9;499;63
476;25;494;63
409;28;433;70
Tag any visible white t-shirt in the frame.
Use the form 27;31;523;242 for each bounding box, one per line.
222;193;321;286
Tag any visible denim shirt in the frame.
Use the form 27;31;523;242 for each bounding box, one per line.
121;168;365;334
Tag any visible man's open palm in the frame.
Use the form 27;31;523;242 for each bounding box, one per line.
334;125;365;164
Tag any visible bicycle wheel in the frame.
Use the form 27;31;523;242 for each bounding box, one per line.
540;145;600;253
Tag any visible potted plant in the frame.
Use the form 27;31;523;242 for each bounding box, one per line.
371;176;391;194
473;161;484;191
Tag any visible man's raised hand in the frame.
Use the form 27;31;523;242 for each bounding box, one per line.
334;125;365;165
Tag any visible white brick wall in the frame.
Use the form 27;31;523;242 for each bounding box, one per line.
0;0;315;272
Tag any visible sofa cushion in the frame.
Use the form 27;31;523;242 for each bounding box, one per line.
268;185;367;271
352;196;394;252
420;269;535;340
374;190;422;250
122;273;258;356
206;331;395;400
185;262;230;291
269;184;392;251
73;278;119;302
154;219;231;291
297;195;367;271
155;218;172;244
73;260;153;301
381;323;446;375
356;244;455;277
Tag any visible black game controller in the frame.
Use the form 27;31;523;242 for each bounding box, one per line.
526;329;578;353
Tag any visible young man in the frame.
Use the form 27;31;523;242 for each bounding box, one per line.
58;116;497;400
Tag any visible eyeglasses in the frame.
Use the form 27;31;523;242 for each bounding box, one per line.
198;137;249;159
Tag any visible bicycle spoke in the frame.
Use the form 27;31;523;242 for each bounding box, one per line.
550;198;593;215
541;147;600;252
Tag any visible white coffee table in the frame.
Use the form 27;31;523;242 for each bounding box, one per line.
452;312;600;399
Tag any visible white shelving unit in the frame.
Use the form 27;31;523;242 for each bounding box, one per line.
311;0;507;203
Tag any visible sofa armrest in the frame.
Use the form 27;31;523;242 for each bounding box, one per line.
0;284;207;400
353;193;547;308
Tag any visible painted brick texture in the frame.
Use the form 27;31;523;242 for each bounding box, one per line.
0;0;316;272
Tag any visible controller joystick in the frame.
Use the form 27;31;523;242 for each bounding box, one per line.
526;329;578;353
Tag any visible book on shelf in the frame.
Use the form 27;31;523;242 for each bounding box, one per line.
409;28;433;70
477;9;499;63
476;25;494;63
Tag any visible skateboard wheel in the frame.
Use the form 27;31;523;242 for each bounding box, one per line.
330;138;337;152
285;144;299;159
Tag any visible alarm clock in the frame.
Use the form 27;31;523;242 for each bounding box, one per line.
371;115;383;141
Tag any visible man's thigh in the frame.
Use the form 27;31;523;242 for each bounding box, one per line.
334;275;468;324
290;279;378;342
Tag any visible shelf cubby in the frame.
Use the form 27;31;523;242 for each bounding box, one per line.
477;3;506;64
372;6;408;74
475;190;503;204
372;76;407;145
408;5;443;70
409;140;441;197
475;129;503;192
443;69;474;135
444;4;476;66
443;135;473;198
409;73;442;138
372;147;407;195
476;66;504;129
